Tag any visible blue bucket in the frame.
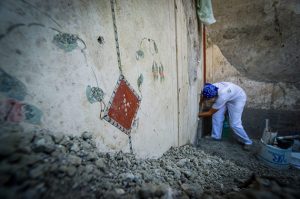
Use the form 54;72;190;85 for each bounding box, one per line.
256;139;291;170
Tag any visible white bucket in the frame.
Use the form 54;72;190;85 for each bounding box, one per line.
256;139;291;170
290;152;300;169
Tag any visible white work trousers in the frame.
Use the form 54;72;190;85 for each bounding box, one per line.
211;95;253;145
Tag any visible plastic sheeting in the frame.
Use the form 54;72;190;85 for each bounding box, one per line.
197;0;216;25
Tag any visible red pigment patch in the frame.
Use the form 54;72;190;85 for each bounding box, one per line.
0;99;24;123
104;75;141;134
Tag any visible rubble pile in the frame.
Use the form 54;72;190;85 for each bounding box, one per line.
0;129;299;199
223;175;300;199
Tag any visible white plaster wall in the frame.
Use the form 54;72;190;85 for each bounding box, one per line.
176;0;202;146
0;0;201;158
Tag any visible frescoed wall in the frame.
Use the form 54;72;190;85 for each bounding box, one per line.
0;0;202;158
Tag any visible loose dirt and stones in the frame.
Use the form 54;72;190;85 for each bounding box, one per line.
0;128;299;199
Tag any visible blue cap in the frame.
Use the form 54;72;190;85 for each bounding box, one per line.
202;83;218;99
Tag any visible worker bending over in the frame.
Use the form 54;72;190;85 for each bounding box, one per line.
198;82;253;150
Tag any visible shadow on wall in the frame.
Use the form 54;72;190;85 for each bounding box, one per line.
0;68;42;125
200;107;300;140
243;108;300;138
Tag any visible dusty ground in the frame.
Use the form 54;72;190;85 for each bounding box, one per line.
197;138;300;185
1;127;300;199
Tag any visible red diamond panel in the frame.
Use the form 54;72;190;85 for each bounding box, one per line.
104;75;141;134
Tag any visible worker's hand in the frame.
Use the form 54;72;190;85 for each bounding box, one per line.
198;108;218;118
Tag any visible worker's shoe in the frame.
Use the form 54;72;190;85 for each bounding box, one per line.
243;144;252;151
204;136;221;141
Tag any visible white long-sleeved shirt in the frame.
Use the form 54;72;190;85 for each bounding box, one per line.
212;82;246;109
